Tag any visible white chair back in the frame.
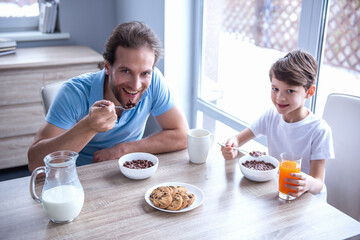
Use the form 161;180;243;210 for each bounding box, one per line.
322;93;360;221
40;81;65;115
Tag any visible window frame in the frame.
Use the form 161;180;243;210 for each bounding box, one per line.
191;0;329;145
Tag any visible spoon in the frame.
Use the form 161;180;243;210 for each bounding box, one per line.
217;142;249;155
99;104;135;111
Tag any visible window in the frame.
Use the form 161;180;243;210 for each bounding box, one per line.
0;0;39;32
196;111;268;153
200;0;302;127
314;0;360;117
193;0;343;145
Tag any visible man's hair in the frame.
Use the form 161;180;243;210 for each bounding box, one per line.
269;50;318;90
103;21;163;67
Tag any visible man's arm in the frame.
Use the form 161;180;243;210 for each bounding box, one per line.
93;105;189;162
142;105;189;152
28;101;117;172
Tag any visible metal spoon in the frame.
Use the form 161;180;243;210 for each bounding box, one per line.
217;142;249;155
99;104;135;111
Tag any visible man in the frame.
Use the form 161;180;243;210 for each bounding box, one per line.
28;21;189;172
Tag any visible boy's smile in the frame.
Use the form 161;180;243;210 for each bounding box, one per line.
271;77;314;123
276;103;290;109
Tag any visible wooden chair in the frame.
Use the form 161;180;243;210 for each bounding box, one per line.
322;93;360;221
40;81;65;115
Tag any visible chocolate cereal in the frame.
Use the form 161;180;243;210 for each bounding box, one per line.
249;151;266;157
123;159;154;169
242;160;275;171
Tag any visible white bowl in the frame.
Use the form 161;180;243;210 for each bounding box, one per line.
239;155;279;182
118;152;158;180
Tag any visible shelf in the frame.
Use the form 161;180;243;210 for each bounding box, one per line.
0;31;70;42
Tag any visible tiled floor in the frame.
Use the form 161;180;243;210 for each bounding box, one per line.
0;165;30;182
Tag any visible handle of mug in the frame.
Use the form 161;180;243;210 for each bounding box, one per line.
29;166;45;203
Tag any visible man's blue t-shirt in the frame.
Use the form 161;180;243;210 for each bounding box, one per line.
46;68;175;166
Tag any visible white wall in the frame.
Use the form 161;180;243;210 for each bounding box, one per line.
115;0;165;73
164;0;195;125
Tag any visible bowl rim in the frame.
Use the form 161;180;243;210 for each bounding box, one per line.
118;152;159;171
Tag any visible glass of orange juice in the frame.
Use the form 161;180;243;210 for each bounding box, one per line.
279;152;302;200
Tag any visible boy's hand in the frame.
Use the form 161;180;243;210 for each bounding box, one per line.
220;137;239;160
285;172;309;198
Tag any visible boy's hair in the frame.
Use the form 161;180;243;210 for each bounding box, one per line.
103;21;163;67
269;50;318;90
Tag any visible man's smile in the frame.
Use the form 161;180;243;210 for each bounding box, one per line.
123;88;140;97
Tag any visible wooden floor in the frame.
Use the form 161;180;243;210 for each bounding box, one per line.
0;165;30;182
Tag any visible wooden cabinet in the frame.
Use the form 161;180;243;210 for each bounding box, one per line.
0;46;103;169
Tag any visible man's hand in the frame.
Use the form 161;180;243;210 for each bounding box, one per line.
87;100;117;133
93;146;125;163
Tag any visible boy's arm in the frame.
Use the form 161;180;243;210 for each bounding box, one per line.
307;159;326;193
235;128;256;147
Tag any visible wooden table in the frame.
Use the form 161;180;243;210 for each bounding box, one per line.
1;146;359;240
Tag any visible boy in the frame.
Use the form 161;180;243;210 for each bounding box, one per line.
220;50;334;200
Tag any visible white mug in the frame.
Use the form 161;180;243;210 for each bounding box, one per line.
187;128;214;164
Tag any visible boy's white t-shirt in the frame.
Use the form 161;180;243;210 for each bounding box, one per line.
249;107;335;200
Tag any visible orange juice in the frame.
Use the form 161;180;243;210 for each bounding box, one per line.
279;160;300;195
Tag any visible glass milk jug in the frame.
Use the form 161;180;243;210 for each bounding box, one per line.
30;150;84;223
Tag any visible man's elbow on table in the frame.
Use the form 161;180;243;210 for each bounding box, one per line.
174;125;189;150
27;147;43;173
155;106;189;151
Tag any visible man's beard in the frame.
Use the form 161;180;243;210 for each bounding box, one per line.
111;84;139;109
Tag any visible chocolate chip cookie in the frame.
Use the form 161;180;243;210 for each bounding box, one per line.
150;187;173;209
166;193;183;210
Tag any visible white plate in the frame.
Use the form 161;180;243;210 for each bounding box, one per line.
145;182;205;213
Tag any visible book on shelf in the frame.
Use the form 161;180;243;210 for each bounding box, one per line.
0;49;16;56
0;38;16;49
48;1;58;33
0;46;16;52
38;0;59;33
0;38;17;56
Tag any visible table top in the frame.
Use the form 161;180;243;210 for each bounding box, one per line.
1;146;359;240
